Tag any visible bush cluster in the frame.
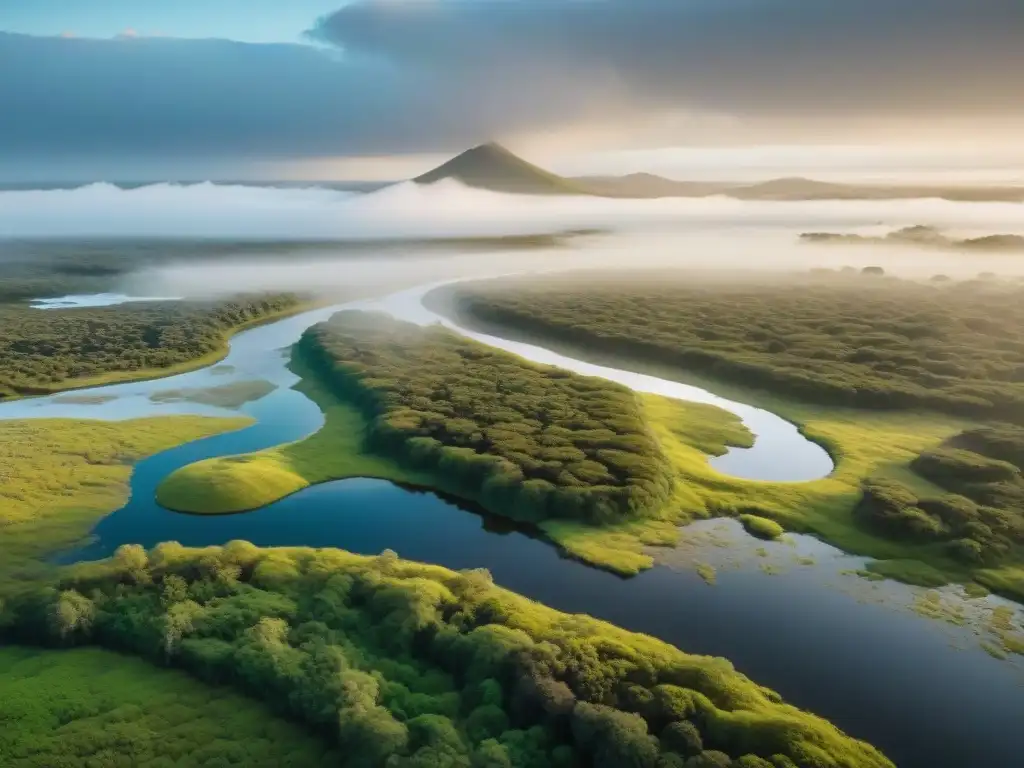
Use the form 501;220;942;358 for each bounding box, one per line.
298;312;675;525
449;275;1024;423
0;543;892;768
856;426;1024;564
0;294;301;399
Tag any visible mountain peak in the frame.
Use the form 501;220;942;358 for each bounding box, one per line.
414;143;583;195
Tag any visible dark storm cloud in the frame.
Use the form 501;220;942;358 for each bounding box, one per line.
1;0;1022;164
313;0;1024;118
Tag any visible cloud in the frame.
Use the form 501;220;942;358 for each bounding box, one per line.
1;0;1022;171
314;0;1024;122
2;179;1023;240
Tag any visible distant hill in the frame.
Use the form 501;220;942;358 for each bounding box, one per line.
412;143;1024;202
414;142;586;195
576;174;1024;202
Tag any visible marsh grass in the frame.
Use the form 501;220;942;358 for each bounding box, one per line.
0;646;339;766
0;416;250;595
739;514;786;540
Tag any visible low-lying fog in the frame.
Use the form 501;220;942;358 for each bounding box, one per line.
2;179;1023;299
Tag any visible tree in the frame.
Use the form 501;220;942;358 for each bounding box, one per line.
49;590;95;642
661;721;703;758
472;740;512;768
161;574;189;606
113;543;150;584
683;752;732;768
162;599;202;657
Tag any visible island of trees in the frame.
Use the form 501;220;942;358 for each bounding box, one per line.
298;311;676;526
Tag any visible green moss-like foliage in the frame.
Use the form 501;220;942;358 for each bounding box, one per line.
449;274;1024;423
0;646;340;766
298;311;676;525
738;515;785;541
0;294;303;400
1;544;892;768
856;426;1024;567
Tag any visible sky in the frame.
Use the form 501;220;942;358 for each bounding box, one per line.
0;0;347;42
1;0;1023;182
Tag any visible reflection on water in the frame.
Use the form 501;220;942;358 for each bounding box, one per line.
31;292;182;309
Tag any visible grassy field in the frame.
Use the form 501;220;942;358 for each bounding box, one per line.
0;415;250;596
0;646;339;767
157;353;440;513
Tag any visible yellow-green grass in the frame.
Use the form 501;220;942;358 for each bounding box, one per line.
739;514;786;540
0;415;250;596
8;300;319;401
157;355;444;514
0;646;338;767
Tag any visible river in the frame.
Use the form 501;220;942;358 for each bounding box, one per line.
3;283;1023;768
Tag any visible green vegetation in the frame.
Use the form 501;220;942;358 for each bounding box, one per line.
739;515;785;541
0;416;250;596
448;273;1024;423
0;646;340;767
0;543;892;768
0;294;306;401
150;379;278;409
160;312;676;531
855;425;1024;596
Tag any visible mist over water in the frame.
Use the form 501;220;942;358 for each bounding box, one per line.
2;179;1024;298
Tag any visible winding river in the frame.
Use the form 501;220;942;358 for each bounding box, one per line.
3;282;1023;768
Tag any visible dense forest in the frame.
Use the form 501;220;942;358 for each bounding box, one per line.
0;543;892;768
444;274;1024;423
0;294;302;399
298;312;676;525
856;425;1024;567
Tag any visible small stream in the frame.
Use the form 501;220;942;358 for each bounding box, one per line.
3;286;1023;768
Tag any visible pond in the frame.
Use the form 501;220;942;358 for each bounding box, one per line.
5;285;1023;768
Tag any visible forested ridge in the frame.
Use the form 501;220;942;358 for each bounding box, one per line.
0;543;893;768
446;275;1024;423
0;294;302;399
298;311;676;525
